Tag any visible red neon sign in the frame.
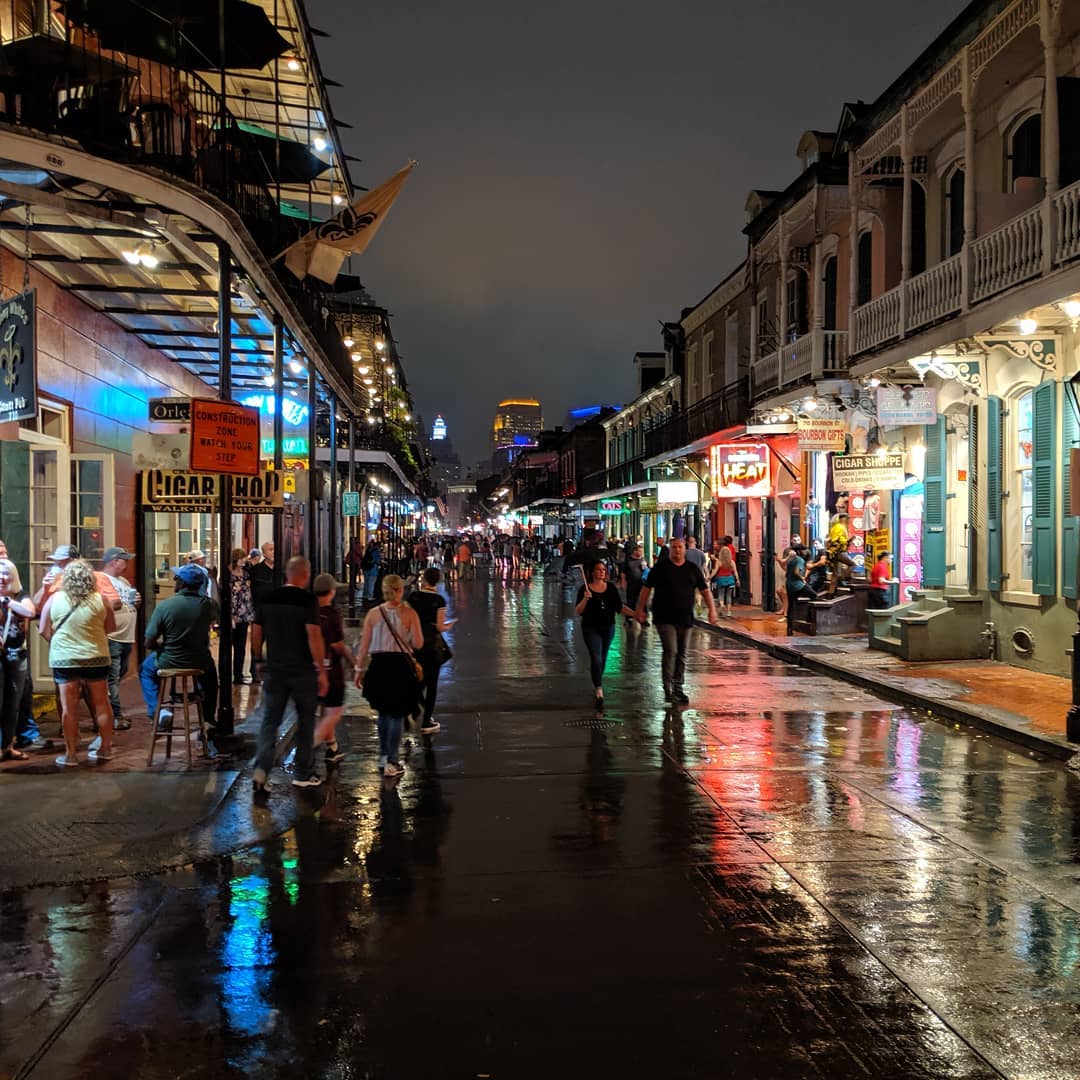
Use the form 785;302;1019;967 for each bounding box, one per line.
710;444;771;499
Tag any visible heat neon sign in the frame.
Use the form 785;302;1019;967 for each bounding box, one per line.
710;444;770;498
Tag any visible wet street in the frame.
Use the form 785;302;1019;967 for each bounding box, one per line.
6;575;1080;1079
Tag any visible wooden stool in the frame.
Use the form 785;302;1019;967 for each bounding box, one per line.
147;668;207;767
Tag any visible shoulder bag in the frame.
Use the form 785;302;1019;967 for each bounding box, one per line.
379;606;423;681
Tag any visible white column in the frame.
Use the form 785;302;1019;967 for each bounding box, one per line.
961;45;976;309
1041;0;1061;272
812;237;825;375
900;104;913;335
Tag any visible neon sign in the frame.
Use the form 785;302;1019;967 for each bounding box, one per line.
240;394;309;427
710;444;770;499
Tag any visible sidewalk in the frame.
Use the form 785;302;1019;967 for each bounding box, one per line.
701;604;1079;760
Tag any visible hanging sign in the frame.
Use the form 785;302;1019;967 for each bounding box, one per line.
599;499;624;514
709;444;771;499
797;418;845;451
637;494;658;513
832;453;906;491
0;288;36;424
876;386;938;427
342;491;360;517
140;469;283;512
261;436;310;456
189;399;260;476
656;480;698;509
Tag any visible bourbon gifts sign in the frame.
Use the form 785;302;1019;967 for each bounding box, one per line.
0;289;35;424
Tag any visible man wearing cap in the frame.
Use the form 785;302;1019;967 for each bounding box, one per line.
33;545;122;612
100;547;141;732
139;564;219;732
185;550;220;605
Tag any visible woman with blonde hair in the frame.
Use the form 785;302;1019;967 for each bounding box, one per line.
40;559;116;767
713;545;740;618
354;573;423;778
0;559;35;761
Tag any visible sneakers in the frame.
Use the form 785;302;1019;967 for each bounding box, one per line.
291;773;322;788
325;744;345;763
252;767;269;795
672;690;690;705
88;734;102;753
377;755;388;770
88;748;114;761
115;717;131;731
383;762;405;778
419;721;440;735
156;709;174;733
55;754;79;767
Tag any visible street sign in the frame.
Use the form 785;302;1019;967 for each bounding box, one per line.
149;397;192;423
189;398;260;476
342;491;360;517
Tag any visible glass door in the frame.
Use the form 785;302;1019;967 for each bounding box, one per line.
28;445;70;681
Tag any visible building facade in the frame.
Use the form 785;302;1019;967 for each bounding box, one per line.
490;398;543;472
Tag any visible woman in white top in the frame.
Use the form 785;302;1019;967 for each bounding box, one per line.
354;574;423;779
41;560;116;768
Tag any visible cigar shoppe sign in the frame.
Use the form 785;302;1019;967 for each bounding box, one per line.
139;469;284;512
709;443;771;499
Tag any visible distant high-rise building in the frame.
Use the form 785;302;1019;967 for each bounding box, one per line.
424;413;462;494
491;398;543;472
432;415;447;441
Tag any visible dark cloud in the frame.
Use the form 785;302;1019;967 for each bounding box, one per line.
309;0;968;464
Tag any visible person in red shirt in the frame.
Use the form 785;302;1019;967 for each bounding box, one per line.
868;551;892;609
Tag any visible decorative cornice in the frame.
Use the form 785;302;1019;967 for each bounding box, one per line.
682;270;746;334
976;335;1059;370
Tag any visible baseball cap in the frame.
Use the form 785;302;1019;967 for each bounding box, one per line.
102;546;134;563
48;544;79;561
186;549;206;562
248;548;262;560
171;564;205;587
313;573;339;595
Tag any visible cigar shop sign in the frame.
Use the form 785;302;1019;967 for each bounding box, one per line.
0;289;36;424
139;469;284;512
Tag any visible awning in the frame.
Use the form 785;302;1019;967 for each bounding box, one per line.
580;480;653;504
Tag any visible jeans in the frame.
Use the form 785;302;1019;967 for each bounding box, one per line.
255;670;318;778
655;623;690;694
1;652;29;749
232;622;249;681
108;639;133;721
786;583;817;634
377;712;405;764
139;651;219;728
417;651;441;723
582;624;615;689
15;672;39;744
363;569;379;600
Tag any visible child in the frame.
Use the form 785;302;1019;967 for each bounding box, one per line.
312;573;352;764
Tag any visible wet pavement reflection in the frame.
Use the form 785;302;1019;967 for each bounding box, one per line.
5;575;1080;1076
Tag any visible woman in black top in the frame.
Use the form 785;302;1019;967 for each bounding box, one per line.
575;562;635;708
408;568;456;734
0;559;36;761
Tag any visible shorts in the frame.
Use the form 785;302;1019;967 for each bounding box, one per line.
53;665;110;684
319;683;345;708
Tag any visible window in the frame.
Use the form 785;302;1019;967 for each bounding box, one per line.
757;294;773;356
687;343;699;403
857;231;873;306
1013;389;1034;588
724;314;739;385
1007;113;1041;191
785;271;808;338
704;333;717;392
945;166;965;256
823;256;838;330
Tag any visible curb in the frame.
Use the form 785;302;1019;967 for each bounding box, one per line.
697;619;1077;762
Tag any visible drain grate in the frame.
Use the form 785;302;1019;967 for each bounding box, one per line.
562;717;623;728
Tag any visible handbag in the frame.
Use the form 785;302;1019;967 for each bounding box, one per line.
434;632;453;666
379;606;424;681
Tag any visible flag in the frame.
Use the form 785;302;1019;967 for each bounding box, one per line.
280;161;416;284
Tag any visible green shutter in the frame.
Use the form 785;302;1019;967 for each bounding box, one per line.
968;403;979;591
923;416;946;587
987;396;1003;591
1032;381;1056;596
1064;387;1080;599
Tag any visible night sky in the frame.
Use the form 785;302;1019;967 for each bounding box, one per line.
308;0;969;467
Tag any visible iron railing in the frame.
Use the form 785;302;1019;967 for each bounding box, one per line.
643;379;749;458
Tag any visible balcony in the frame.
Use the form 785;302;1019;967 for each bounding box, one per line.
851;177;1080;356
643;379;749;457
581;459;649;497
750;330;848;401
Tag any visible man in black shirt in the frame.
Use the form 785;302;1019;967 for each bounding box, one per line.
251;555;328;791
635;537;717;705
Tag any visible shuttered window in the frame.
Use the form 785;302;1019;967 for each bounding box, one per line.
968;403;980;590
1031;381;1056;596
987;396;1003;590
1064;387;1080;599
923;416;946;588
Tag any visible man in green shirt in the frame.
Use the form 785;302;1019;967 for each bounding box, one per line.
139;564;219;731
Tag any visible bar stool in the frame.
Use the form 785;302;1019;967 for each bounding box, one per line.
147;668;207;767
